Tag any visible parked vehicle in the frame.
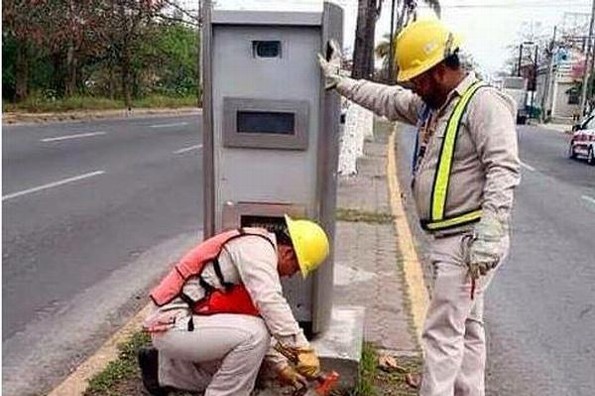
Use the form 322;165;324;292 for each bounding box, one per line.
502;76;529;125
572;110;595;132
569;114;595;165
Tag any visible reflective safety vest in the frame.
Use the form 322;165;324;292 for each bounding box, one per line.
421;81;488;232
150;228;274;316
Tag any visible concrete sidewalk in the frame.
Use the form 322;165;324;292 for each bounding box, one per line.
333;123;419;356
532;122;573;134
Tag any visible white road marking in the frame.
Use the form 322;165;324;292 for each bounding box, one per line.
520;161;536;171
582;195;595;206
174;144;203;154
149;122;188;128
2;171;105;201
41;132;106;142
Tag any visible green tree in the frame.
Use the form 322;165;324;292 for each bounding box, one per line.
2;0;52;101
149;23;199;97
2;0;200;106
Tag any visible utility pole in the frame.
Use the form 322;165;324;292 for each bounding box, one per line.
517;44;523;76
197;0;202;105
541;26;557;122
579;0;595;121
388;0;396;83
530;44;538;118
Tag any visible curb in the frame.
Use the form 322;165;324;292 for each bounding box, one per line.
47;304;152;396
531;123;573;134
386;124;429;346
2;107;202;126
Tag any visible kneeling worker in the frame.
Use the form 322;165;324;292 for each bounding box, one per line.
138;215;330;396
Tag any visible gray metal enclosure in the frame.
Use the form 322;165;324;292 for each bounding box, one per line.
202;3;343;335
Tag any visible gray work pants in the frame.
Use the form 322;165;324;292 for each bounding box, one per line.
420;233;509;396
152;313;270;396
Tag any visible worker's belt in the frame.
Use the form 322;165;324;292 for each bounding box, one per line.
423;80;487;232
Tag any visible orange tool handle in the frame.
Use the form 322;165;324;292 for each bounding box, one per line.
314;371;340;396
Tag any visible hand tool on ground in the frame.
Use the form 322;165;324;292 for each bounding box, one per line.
291;371;339;396
274;343;340;396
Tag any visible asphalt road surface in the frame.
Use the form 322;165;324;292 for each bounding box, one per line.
2;114;204;395
397;123;595;396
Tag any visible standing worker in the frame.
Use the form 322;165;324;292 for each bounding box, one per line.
138;216;329;396
319;18;520;396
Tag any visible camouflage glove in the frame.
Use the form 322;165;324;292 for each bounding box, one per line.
467;213;506;280
277;365;307;389
274;343;320;379
295;347;321;379
317;39;349;90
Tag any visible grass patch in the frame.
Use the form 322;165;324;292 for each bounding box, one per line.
3;94;198;113
343;342;422;396
352;342;379;396
336;208;394;225
84;331;151;396
373;354;423;396
132;95;199;109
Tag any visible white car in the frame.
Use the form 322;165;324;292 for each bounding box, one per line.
569;115;595;165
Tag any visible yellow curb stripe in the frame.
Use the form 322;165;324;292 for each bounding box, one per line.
386;124;429;346
48;303;153;396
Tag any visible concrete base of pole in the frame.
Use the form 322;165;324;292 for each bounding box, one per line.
255;305;365;395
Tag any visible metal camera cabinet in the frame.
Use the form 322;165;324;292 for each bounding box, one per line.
202;2;343;335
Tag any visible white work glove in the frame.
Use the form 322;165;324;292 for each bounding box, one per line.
317;39;348;90
467;213;507;280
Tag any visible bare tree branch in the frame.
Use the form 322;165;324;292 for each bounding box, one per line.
156;12;199;27
161;0;201;24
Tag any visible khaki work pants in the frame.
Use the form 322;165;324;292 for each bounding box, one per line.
152;313;270;396
420;232;509;396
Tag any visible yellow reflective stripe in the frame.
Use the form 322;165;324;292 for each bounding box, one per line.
425;209;483;230
431;81;486;221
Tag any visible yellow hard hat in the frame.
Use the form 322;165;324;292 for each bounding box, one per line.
284;215;330;278
395;18;463;82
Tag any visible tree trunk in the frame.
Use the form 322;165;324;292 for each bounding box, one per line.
119;1;132;108
108;60;115;99
65;0;77;97
197;0;202;105
352;0;378;80
122;45;132;108
52;52;66;96
65;43;77;96
196;29;201;105
387;0;396;83
15;40;29;102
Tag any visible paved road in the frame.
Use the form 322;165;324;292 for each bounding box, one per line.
397;124;595;395
2;114;204;395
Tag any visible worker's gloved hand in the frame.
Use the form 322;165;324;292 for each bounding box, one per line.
295;347;321;378
467;213;507;280
277;365;308;389
317;39;348;90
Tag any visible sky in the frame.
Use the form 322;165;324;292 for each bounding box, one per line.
183;0;594;78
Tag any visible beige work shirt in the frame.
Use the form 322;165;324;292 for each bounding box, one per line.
336;73;521;233
154;233;309;371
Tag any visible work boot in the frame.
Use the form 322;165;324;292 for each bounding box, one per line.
138;347;169;396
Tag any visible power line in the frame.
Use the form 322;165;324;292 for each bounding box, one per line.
418;2;590;9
